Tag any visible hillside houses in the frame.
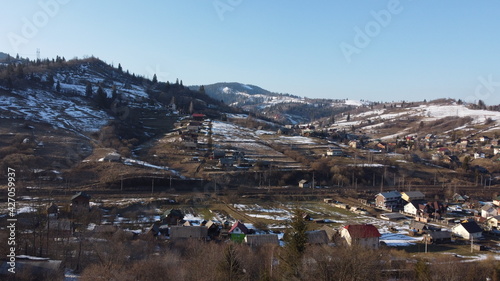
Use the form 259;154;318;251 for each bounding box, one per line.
452;220;483;240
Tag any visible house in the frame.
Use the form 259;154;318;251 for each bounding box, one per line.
419;201;447;219
452;220;483;240
47;203;59;219
70;192;91;215
375;191;401;210
218;158;235;168
228;221;249;242
326;147;343;157
493;196;500;207
424;231;452;244
0;255;63;280
244;234;279;247
452;193;466;203
479;136;490;142
486;216;500;229
212;150;226;159
47;218;73;237
409;221;431;234
403;202;419;217
306;230;329;244
192;113;205;121
401;191;425;203
161;209;184;225
169;226;207;240
103;152;121;162
340;224;381;249
349;140;359;149
474;152;486;159
481;204;499;218
298;179;310;188
319;226;337;242
205;221;221;238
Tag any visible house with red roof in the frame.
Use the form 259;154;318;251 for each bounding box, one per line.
340;224;381;249
228;221;249;242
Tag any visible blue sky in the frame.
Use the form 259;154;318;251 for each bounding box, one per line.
1;0;500;104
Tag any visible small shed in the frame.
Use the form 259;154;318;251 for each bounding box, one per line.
424;231;452;244
299;179;310;188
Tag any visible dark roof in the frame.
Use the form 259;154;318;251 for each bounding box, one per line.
306;230;329;244
228;221;249;234
428;231;451;239
460;221;482;234
170;226;208;239
377;191;401;198
403;191;425;198
344;224;381;238
409;221;428;231
71;192;90;201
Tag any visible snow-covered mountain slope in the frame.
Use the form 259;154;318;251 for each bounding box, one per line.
332;101;500;140
195;82;366;124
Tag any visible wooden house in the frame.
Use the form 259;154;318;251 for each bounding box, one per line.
70;192;91;215
424;231;452;244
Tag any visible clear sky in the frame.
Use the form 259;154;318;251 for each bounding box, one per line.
1;0;500;105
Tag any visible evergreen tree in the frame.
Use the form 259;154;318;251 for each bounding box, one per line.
111;85;118;101
85;82;93;97
16;64;24;79
46;73;54;87
346;112;351;121
152;73;158;84
56;81;61;93
199;85;205;95
96;85;109;108
175;78;179;85
280;208;308;279
117;63;122;72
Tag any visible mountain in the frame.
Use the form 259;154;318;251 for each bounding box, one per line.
192;82;364;124
0;55;232;179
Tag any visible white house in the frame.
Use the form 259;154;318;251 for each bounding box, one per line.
452;221;483;240
481;204;499;218
403;202;419;216
493;196;500;207
487;216;500;229
340;224;381;249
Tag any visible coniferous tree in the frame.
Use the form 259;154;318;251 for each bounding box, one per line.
111;85;118;101
96;85;109;108
347;113;351;121
117;63;122;72
199;85;205;95
46;73;54;88
85;82;93;97
56;81;61;93
152;74;158;84
280;208;308;279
